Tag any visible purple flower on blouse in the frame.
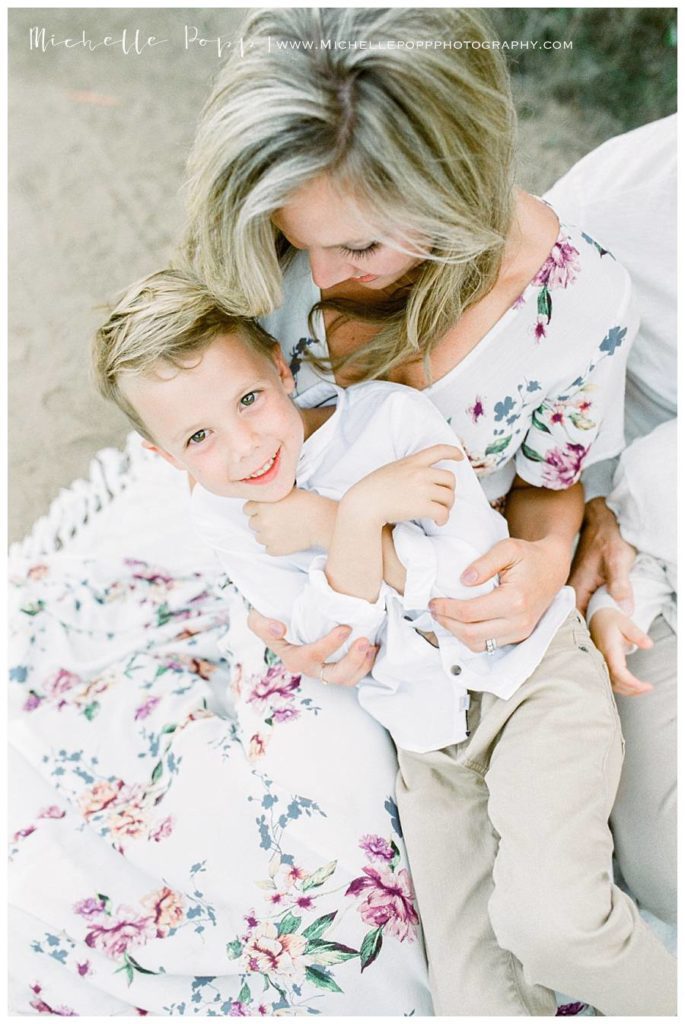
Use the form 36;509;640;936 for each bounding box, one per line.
467;396;486;423
359;834;395;862
542;443;588;489
533;238;581;290
534;318;547;341
74;897;107;919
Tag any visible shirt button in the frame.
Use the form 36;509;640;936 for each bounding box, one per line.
450;664;462;676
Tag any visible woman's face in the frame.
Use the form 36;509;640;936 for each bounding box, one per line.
273;175;423;292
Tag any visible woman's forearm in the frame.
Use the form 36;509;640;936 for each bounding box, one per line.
505;478;584;575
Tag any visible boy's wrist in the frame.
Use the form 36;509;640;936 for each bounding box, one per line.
340;485;385;529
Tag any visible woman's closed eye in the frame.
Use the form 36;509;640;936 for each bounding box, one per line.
339;242;380;259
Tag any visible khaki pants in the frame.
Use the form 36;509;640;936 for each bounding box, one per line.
396;611;676;1016
613;615;677;925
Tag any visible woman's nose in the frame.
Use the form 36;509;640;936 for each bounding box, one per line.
308;248;352;289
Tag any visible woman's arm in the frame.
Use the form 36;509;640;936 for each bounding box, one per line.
430;478;584;648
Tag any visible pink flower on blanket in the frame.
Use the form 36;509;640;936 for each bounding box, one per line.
149;815;174;843
359;834;395;863
141;886;185;937
346;866;419;942
79;779;125;818
246;666;301;712
241;920;307;980
38;805;66;819
134;696;161;720
84;910;157;958
533;237;581;290
45;669;80;700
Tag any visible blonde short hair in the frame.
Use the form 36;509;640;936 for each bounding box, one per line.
92;268;276;440
183;7;517;380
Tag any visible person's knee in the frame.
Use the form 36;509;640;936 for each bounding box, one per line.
612;787;677;925
488;884;605;984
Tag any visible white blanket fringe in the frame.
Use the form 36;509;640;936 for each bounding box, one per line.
10;432;151;563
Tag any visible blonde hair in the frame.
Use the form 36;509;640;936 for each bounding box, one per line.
183;7;517;380
92;268;276;440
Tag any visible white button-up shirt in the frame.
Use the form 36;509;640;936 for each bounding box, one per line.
192;380;574;752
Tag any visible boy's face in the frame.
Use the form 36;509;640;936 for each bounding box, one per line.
122;333;306;501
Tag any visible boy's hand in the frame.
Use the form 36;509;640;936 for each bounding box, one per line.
244;489;338;555
569;498;636;615
345;444;462;528
589;606;654;697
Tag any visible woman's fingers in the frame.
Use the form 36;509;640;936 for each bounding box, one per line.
430;611;515;651
246;608;375;685
459;538;521;587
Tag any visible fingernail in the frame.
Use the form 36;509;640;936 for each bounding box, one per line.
461;569;478;584
268;622;283;638
357;640;369;654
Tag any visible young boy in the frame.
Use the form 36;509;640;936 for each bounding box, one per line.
93;268;675;1016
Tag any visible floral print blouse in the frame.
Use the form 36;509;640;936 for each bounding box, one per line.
262;214;638;503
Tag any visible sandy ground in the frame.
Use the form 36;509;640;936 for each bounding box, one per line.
8;8;629;545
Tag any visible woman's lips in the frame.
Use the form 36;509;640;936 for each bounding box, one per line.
355;273;378;283
240;447;282;485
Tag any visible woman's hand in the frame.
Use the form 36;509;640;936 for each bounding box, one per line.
429;534;570;650
244;489;338;555
589;607;653;696
568;497;636;616
345;444;462;527
247;608;378;687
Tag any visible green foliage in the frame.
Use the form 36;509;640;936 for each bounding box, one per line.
490;8;676;132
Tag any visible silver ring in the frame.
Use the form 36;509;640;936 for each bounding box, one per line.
319;663;329;685
485;638;497;655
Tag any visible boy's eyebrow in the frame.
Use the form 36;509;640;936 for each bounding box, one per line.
170;377;272;444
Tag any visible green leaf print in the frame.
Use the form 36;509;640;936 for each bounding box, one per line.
359;926;383;972
301;860;337;891
484;436;512;456
226;939;243;960
305;939;359;966
302;911;337;941
83;701;100;721
150;760;163;784
238;982;250;1004
276;911;302;936
126;954;159;976
521;441;545;463
531;409;552;434
537;287;552;322
305;965;343;993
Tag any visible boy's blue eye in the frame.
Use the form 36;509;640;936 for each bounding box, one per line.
187;429;208;446
240;391;258;407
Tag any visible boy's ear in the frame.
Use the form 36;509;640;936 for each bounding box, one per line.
141;438;185;472
271;345;296;394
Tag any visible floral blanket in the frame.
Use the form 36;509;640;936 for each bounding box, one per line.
9;438;598;1016
8;441;432;1016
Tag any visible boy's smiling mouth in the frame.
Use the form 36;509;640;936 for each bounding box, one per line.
239;447;282;484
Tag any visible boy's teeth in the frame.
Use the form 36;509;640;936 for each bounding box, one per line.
247;454;276;479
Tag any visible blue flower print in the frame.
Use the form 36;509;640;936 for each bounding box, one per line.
493;396;515;422
599;326;627;356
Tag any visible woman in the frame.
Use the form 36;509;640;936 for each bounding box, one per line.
183;6;632;674
181;6;640;1014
